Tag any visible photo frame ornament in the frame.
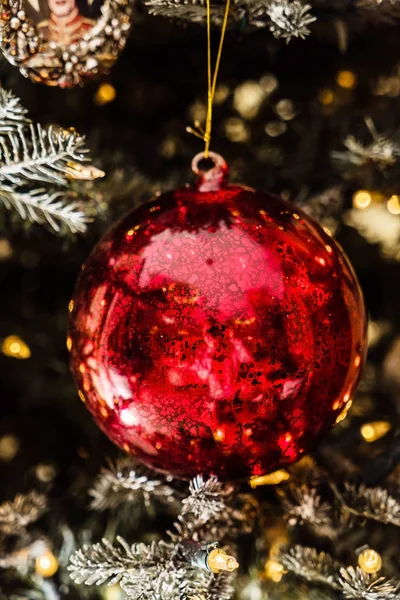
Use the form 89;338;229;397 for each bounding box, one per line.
0;0;133;87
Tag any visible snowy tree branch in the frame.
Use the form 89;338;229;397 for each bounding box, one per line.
0;85;103;234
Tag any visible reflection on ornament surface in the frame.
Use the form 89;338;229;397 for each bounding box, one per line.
69;160;366;480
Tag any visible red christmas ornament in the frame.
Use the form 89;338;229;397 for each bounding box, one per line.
68;153;366;481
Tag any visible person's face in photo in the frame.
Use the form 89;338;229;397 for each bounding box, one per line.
47;0;76;18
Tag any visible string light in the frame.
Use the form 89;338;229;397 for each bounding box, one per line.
318;89;335;105
387;195;400;215
360;421;391;442
1;335;31;359
353;190;372;209
249;470;290;488
0;434;20;461
358;548;382;574
260;73;278;94
213;84;230;104
160;138;177;158
207;548;239;573
265;558;285;582
36;463;57;482
233;81;264;119
265;121;287;137
275;99;296;121
224;117;249;142
337;70;357;89
104;584;124;600
0;239;12;260
35;550;59;578
94;83;117;106
66;162;105;181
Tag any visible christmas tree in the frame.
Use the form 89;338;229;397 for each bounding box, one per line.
1;0;400;598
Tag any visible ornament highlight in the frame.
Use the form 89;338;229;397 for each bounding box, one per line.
69;152;366;480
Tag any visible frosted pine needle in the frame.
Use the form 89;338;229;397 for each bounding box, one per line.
89;457;176;511
181;476;234;521
266;0;316;42
278;484;332;527
0;491;47;536
334;483;400;527
0;85;103;234
282;545;400;598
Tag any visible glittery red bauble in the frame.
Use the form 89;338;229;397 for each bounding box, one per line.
68;153;366;481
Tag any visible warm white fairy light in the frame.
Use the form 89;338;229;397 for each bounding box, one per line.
360;421;391;443
250;470;290;488
387;195;400;215
0;434;20;461
35;550;59;578
2;335;31;359
353;190;372;209
337;70;357;89
358;548;382;574
95;83;117;106
233;81;265;119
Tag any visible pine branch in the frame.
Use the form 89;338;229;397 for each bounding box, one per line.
69;536;235;600
144;0;223;24
265;0;316;42
71;476;240;599
281;545;342;590
296;186;344;225
201;571;236;600
0;125;89;187
0;539;50;572
332;118;400;176
89;457;177;511
282;546;400;599
338;566;400;599
0;492;47;536
144;0;315;41
171;476;258;542
277;484;333;528
332;483;400;527
0;85;103;234
68;536;166;586
0;187;89;234
333;134;400;169
119;549;234;600
181;476;234;522
0;88;29;130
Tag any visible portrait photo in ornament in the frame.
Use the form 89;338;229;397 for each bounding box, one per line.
0;0;133;86
24;0;100;45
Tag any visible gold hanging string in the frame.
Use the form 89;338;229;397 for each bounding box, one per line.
187;0;231;158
